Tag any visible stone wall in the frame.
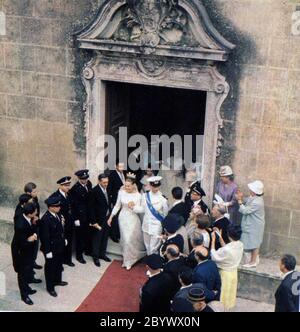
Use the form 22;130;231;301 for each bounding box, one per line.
0;0;299;259
0;0;103;207
205;0;300;259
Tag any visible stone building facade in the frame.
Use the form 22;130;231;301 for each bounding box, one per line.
0;0;300;259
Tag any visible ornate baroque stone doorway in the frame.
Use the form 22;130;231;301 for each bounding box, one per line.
76;0;235;204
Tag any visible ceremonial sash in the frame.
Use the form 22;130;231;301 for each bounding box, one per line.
146;192;165;223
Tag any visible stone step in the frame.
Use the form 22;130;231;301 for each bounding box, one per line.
237;259;282;305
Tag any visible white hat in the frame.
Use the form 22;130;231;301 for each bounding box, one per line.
248;181;264;195
219;166;233;177
147;176;163;187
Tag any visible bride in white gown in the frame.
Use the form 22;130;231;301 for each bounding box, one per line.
107;176;146;270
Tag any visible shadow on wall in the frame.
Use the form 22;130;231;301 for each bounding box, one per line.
202;0;258;171
0;149;16;208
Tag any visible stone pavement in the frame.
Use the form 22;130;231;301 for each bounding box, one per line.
0;242;274;312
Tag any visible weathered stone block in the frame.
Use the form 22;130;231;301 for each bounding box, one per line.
3;0;34;16
21;17;52;46
35;46;66;75
265;207;291;237
269;233;300;260
33;0;62;19
52;76;78;101
256;152;280;180
7;95;36;119
290;211;300;238
36;98;67;122
23;72;52;98
7;141;37;166
0;69;21;94
273;183;300;211
4;44;35;71
0;94;7;117
1;15;21;43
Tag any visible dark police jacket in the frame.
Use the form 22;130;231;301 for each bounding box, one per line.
169;202;190;226
11;215;36;272
89;185;111;226
140;272;174;313
39;211;65;255
69;180;92;226
51;190;74;232
108;170;126;206
275;271;300;312
192;260;222;301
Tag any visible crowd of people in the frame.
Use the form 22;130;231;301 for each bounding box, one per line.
10;162;299;312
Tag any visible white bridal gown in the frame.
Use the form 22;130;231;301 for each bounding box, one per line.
111;190;146;269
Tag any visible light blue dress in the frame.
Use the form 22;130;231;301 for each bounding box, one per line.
239;196;265;250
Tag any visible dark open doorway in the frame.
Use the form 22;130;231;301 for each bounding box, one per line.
105;81;207;161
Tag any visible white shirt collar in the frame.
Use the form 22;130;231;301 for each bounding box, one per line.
99;184;107;192
193;199;202;206
173;200;182;207
283;270;294;279
197;259;208;266
181;284;192;290
167;233;178;240
59;189;66;198
149;270;161;278
214;216;225;223
49;211;58;219
23;214;31;225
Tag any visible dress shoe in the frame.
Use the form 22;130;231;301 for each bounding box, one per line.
28;289;37;295
33;262;43;270
29;278;42;284
100;255;111;263
64;261;75;267
55;281;68;287
77;257;87;264
22;296;34;305
93;258;101;267
48;290;58;297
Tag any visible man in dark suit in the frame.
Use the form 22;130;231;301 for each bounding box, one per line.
107;161;126;242
211;204;230;250
89;173;112;267
169;187;189;225
24;182;42;271
185;234;204;269
140;254;174;313
275;255;300;312
160;214;184;257
185;181;210;215
192;247;221;301
171;268;214;312
13;194;42;284
69;170;93;264
12;203;38;305
163;245;186;297
50;176;75;267
40;196;68;298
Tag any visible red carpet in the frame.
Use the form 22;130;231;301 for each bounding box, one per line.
76;261;147;312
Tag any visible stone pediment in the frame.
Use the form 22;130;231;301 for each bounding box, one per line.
76;0;235;61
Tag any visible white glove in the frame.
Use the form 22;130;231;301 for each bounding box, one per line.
75;220;80;227
46;252;53;259
65;239;68;246
225;213;230;220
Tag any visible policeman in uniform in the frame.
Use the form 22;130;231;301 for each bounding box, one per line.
40;196;68;297
69;170;92;264
185;181;210;215
132;176;169;255
51;176;75;267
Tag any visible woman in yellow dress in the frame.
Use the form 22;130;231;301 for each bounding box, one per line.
210;224;244;310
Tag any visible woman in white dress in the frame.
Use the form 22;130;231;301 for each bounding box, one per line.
107;176;146;270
